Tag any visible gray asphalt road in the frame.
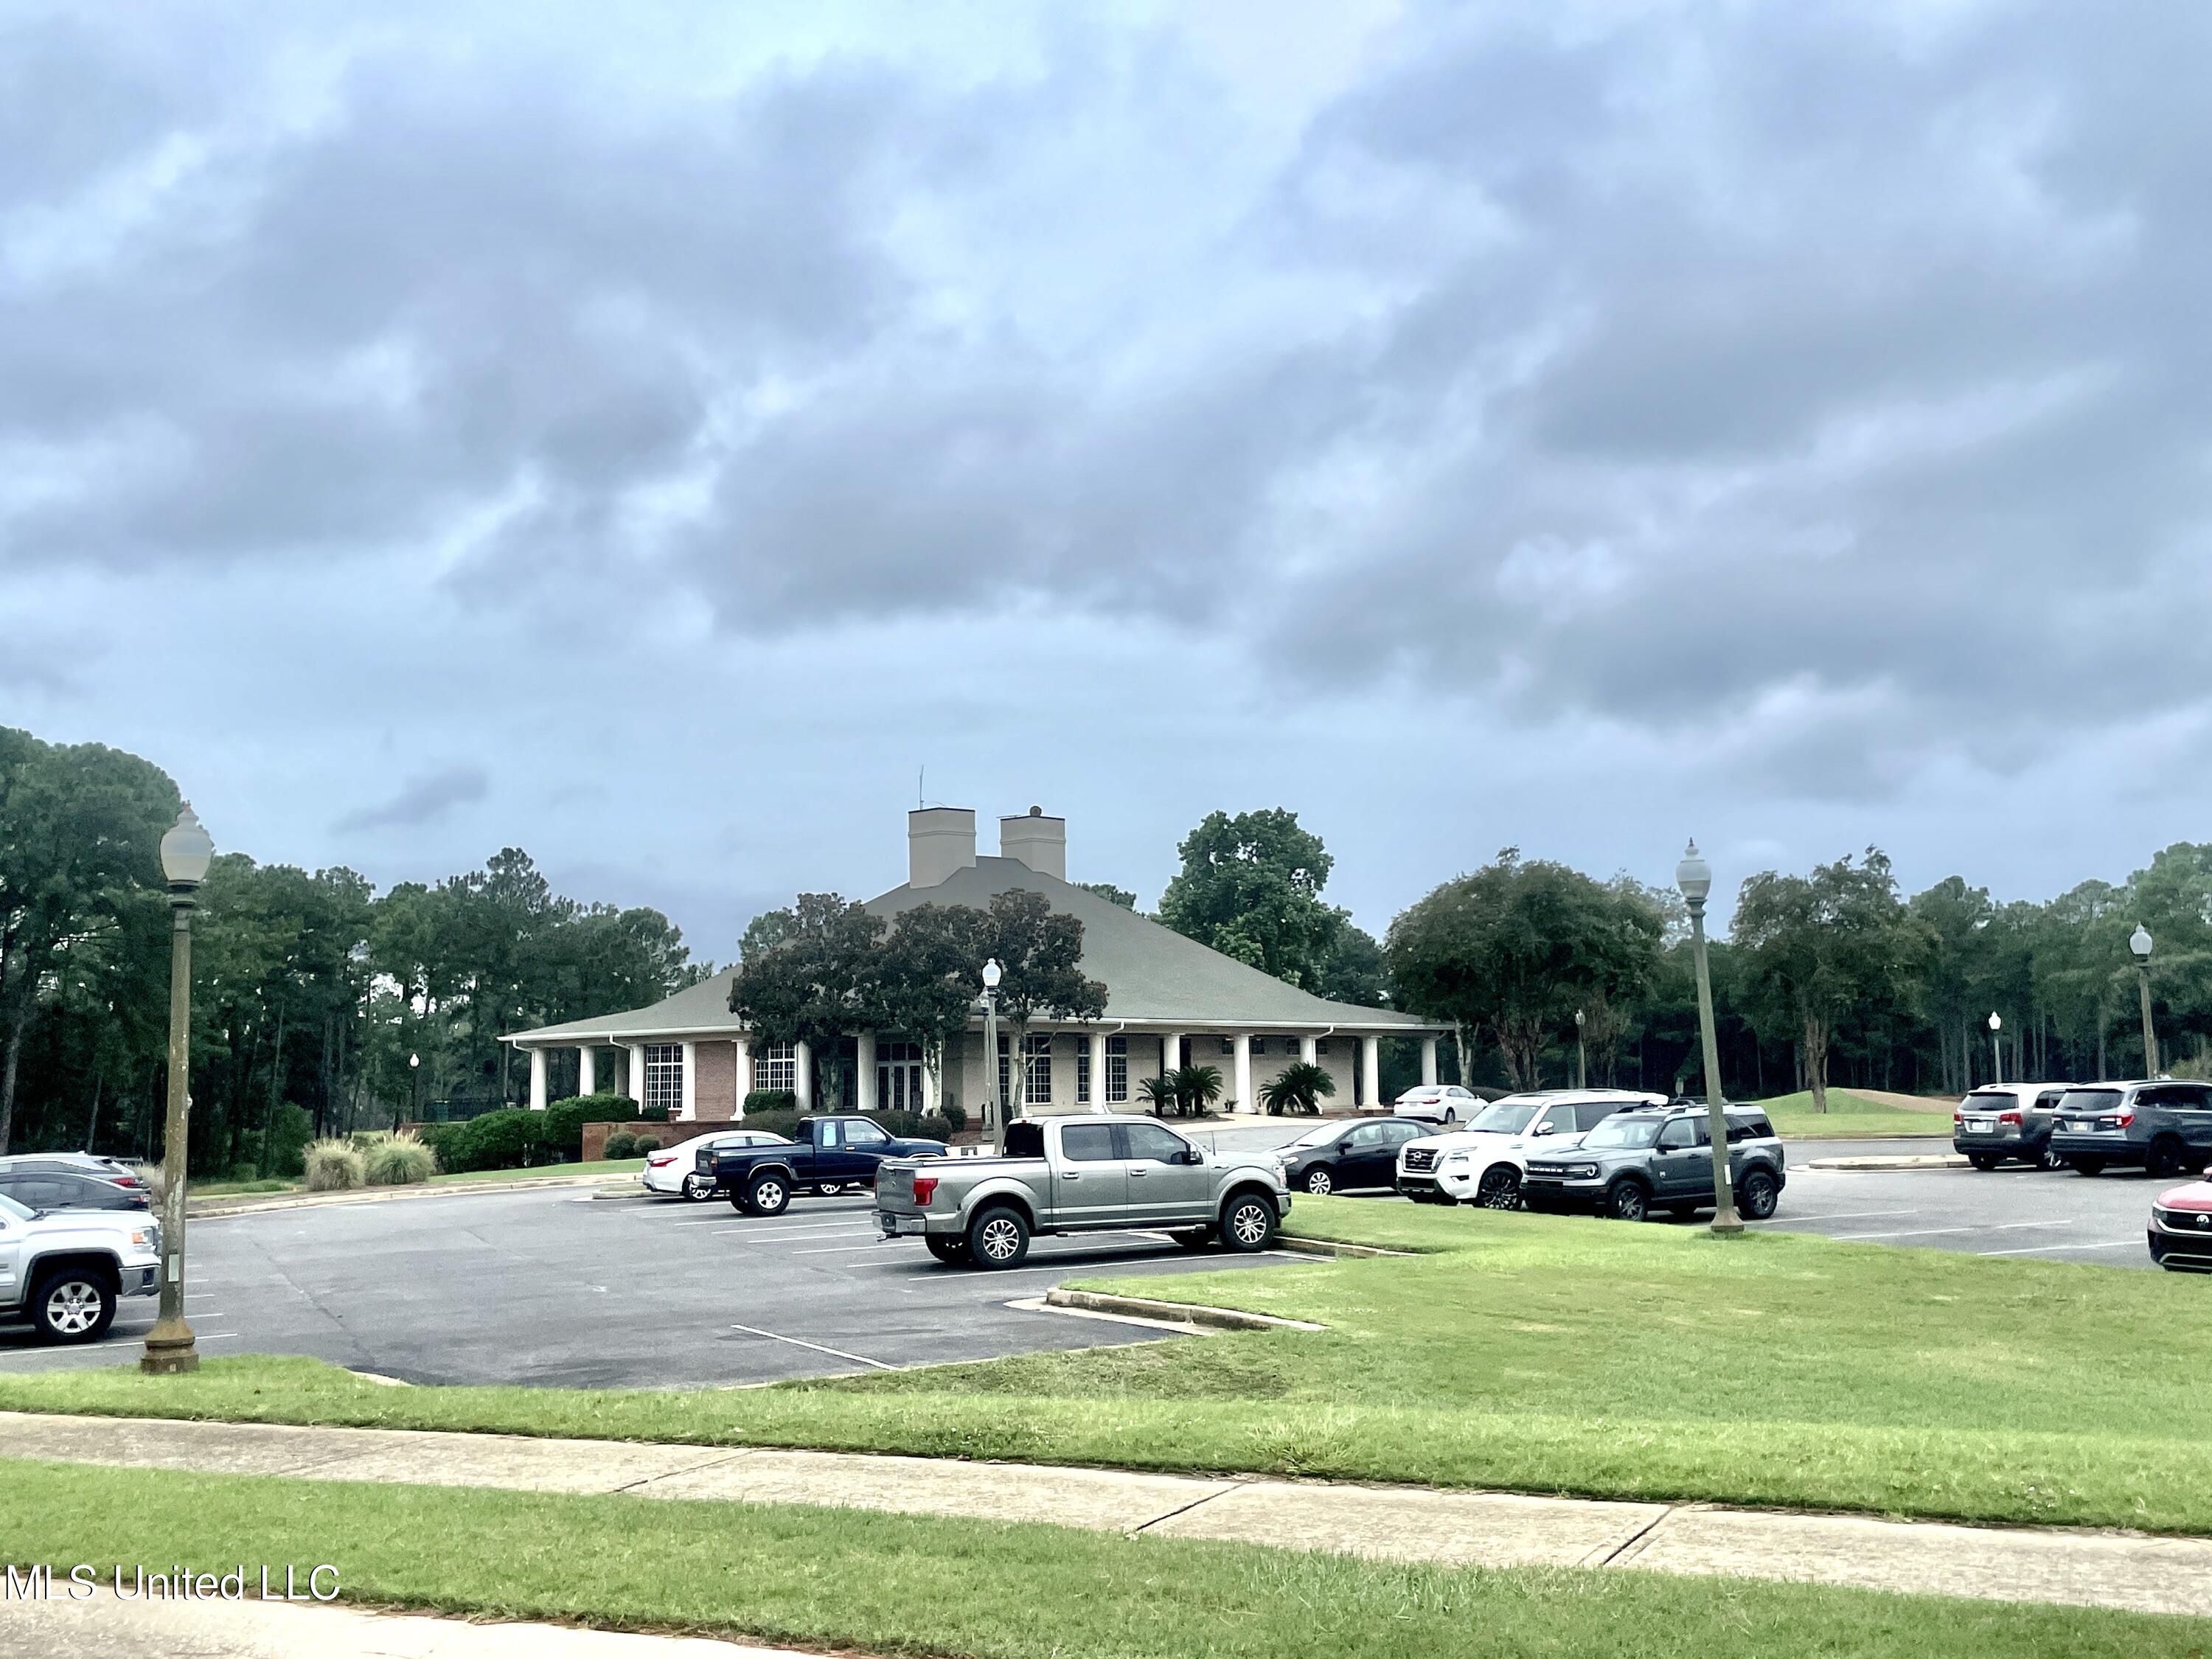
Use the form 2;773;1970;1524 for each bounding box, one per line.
0;1186;1297;1386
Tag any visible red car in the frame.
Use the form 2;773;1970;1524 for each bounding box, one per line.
2148;1169;2212;1273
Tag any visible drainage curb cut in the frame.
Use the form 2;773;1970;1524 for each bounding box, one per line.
1044;1288;1324;1332
1802;1154;1968;1172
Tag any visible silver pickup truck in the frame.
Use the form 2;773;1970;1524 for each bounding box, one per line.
874;1113;1292;1269
0;1191;161;1343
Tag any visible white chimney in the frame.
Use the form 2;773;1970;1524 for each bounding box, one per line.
908;807;977;888
1000;807;1066;880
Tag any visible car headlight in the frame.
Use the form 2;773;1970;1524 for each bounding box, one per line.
1565;1164;1599;1180
1442;1152;1470;1166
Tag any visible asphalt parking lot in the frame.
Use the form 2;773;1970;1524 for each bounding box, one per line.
0;1185;1297;1386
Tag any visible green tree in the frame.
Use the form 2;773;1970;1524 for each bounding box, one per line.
725;894;891;1105
1259;1059;1335;1116
1076;882;1137;910
1315;921;1390;1008
981;889;1106;1142
1159;809;1343;990
878;904;990;1110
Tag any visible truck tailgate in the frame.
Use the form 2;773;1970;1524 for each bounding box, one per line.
875;1161;922;1214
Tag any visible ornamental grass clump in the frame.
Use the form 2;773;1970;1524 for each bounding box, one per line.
302;1138;366;1192
361;1131;435;1186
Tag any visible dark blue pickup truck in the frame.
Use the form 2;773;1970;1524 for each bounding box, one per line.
705;1114;948;1216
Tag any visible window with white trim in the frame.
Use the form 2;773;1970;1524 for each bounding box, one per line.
643;1045;684;1117
1106;1035;1128;1103
1023;1032;1053;1105
1076;1039;1091;1103
754;1041;796;1093
997;1033;1011;1107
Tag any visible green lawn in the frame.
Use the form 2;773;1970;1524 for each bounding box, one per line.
1759;1088;1952;1140
6;1199;2208;1534
1;1458;2198;1659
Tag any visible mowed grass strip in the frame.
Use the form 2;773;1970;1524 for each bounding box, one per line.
2;1458;2205;1659
1756;1089;1955;1138
4;1200;2206;1533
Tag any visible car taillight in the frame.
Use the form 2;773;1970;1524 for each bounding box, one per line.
1952;1112;1964;1124
108;1175;142;1188
2116;1112;2135;1128
1998;1111;2022;1126
912;1175;939;1204
647;1153;675;1166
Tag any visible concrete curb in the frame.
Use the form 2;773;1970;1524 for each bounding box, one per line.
1275;1235;1417;1259
1803;1154;1968;1172
191;1173;634;1219
1043;1287;1326;1332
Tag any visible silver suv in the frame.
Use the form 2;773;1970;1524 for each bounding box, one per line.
2048;1081;2212;1178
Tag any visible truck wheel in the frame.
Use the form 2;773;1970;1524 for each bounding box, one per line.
1475;1166;1521;1210
30;1267;116;1344
1967;1152;2003;1172
925;1235;970;1265
682;1174;716;1201
1604;1180;1649;1222
1169;1228;1211;1251
746;1172;791;1217
2149;1137;2187;1178
967;1205;1031;1269
815;1182;845;1197
1737;1168;1780;1220
1220;1192;1278;1252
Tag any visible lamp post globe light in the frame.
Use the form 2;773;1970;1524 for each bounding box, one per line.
2131;925;2158;1076
1989;1012;2003;1088
142;803;214;1375
1674;841;1742;1237
981;958;1005;1152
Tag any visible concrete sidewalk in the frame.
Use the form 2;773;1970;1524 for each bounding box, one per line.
4;1411;2210;1619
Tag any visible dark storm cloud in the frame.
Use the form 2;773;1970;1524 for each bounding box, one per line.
3;1;2208;806
333;765;489;833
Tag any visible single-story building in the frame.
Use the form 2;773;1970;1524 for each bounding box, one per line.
505;807;1446;1121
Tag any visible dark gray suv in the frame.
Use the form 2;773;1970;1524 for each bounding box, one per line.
1521;1105;1785;1222
2048;1081;2212;1177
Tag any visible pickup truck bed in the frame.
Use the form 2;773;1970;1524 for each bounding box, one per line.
874;1114;1290;1269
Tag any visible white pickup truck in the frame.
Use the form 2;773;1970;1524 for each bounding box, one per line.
0;1192;161;1343
873;1113;1292;1269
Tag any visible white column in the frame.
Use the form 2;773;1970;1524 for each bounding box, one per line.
1299;1034;1318;1067
528;1047;548;1112
627;1044;647;1106
578;1045;597;1096
1420;1036;1439;1088
1160;1033;1181;1079
734;1039;751;1117
1361;1035;1381;1108
922;1053;940;1115
1233;1034;1253;1116
857;1032;878;1113
1089;1030;1108;1113
794;1040;814;1110
679;1041;698;1120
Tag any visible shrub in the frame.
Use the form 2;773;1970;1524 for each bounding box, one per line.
540;1093;639;1163
263;1102;314;1177
636;1103;669;1123
132;1164;166;1204
739;1108;801;1141
937;1101;967;1132
451;1109;543;1173
602;1131;636;1160
414;1122;466;1174
743;1089;797;1116
362;1132;435;1186
918;1113;955;1142
302;1138;366;1192
1260;1061;1336;1116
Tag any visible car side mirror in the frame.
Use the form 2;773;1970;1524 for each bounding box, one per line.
1181;1147;1205;1165
1531;1124;1551;1137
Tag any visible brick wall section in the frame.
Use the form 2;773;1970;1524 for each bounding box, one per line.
693;1040;738;1121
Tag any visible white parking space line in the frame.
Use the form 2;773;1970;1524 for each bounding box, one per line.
793;1241;922;1256
1835;1220;2074;1241
1759;1209;1918;1224
728;1321;894;1371
713;1228;879;1244
1979;1239;2143;1256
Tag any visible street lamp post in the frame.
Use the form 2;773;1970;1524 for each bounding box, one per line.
981;958;1005;1153
409;1052;422;1127
1574;1009;1587;1091
142;804;214;1375
1675;841;1742;1237
2131;925;2157;1076
1988;1012;2003;1088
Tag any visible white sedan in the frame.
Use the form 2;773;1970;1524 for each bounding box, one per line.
1392;1084;1484;1124
642;1130;793;1200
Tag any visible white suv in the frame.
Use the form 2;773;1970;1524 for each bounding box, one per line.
1395;1090;1666;1208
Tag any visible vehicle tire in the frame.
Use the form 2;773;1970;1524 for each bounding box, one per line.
1967;1152;2003;1172
815;1182;845;1197
1302;1168;1333;1196
1220;1191;1279;1252
745;1172;792;1217
1474;1166;1522;1211
1737;1168;1780;1221
29;1267;116;1345
2036;1144;2064;1172
681;1174;716;1202
2069;1158;2106;1176
967;1204;1031;1270
1444;1107;1457;1124
1604;1180;1650;1223
924;1235;970;1265
2148;1137;2187;1179
1169;1228;1212;1251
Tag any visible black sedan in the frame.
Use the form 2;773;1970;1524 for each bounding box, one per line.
1272;1118;1430;1197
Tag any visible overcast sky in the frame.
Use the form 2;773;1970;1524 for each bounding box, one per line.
4;0;2207;958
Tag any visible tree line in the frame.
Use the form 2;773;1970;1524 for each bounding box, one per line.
0;728;701;1166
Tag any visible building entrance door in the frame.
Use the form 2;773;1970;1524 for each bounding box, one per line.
877;1042;926;1113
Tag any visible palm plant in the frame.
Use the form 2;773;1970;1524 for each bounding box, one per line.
1135;1075;1178;1118
1172;1063;1225;1118
1258;1060;1335;1116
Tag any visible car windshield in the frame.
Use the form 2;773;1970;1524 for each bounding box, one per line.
1579;1116;1666;1150
1466;1103;1538;1135
2059;1090;2123;1114
0;1192;33;1222
1284;1123;1344;1150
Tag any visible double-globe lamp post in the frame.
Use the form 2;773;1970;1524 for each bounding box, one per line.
1674;841;1743;1237
981;957;1005;1152
142;804;214;1375
2131;925;2158;1076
